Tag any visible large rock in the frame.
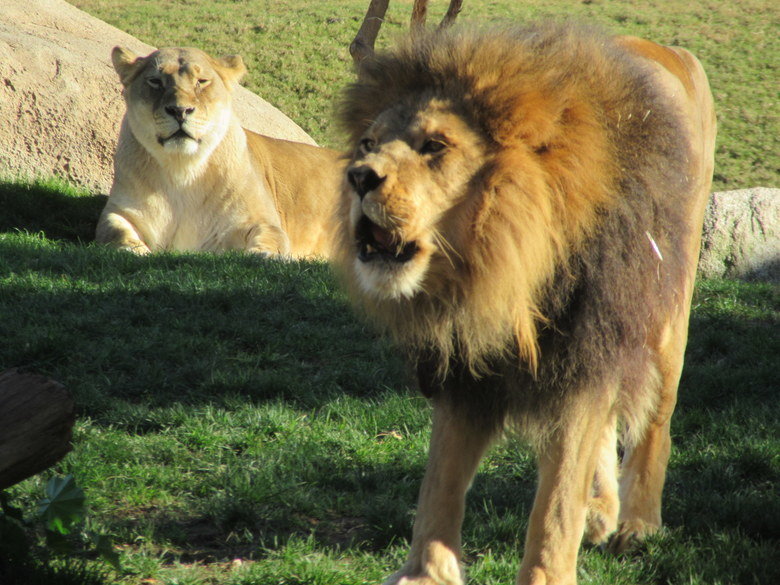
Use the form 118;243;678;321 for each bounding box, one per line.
0;0;316;195
699;188;779;282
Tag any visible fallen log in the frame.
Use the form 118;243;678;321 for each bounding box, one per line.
0;369;75;490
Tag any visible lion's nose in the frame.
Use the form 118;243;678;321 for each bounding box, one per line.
347;166;385;200
165;105;195;124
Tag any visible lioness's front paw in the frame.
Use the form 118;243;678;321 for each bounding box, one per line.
118;241;151;255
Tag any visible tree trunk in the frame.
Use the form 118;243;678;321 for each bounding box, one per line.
0;369;75;490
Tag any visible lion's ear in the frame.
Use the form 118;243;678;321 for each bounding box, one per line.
214;55;247;88
111;46;146;86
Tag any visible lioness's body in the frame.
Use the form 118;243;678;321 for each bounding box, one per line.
245;132;343;257
337;24;715;585
97;46;343;258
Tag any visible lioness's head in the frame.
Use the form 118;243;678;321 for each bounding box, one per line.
112;46;246;162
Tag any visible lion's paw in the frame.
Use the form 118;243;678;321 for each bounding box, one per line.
383;573;462;585
606;518;660;554
584;496;618;545
518;567;548;585
383;545;464;585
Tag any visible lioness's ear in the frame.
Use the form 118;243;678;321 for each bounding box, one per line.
112;46;146;86
214;55;247;88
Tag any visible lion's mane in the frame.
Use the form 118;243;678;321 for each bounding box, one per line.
338;23;691;386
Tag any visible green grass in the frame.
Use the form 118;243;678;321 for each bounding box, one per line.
1;1;779;583
69;0;779;191
0;178;778;585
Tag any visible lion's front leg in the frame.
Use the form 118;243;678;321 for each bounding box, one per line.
386;399;496;585
517;394;614;585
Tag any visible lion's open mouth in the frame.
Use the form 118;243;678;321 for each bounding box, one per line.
356;215;418;263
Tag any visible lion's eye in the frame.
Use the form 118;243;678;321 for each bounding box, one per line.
146;77;163;89
359;138;376;153
420;139;447;155
196;79;211;88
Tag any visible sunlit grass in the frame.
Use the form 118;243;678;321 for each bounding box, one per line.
71;0;779;191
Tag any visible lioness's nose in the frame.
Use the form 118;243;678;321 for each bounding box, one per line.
347;166;385;199
165;105;195;124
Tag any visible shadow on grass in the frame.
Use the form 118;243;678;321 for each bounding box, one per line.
0;179;105;243
1;221;777;584
0;238;409;412
0;559;107;585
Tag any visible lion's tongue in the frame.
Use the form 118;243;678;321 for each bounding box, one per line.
371;224;396;251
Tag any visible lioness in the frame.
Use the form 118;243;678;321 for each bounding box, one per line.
97;46;343;258
336;24;716;585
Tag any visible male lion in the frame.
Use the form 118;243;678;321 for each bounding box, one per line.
97;46;343;258
337;23;715;585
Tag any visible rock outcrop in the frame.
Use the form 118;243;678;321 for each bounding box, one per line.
699;188;779;282
0;0;316;194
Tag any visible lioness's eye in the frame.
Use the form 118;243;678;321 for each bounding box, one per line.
196;79;211;88
146;77;163;89
359;138;376;153
420;139;447;155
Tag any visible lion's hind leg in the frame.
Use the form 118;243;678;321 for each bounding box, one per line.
609;320;688;553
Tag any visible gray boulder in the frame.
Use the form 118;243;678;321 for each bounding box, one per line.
699;188;779;282
0;0;316;194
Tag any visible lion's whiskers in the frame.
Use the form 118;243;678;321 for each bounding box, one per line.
431;228;461;268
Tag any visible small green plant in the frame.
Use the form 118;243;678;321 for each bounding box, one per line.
0;475;119;583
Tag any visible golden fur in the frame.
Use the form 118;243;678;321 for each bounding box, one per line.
336;23;716;585
97;46;343;258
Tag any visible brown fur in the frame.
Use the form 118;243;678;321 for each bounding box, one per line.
336;23;715;585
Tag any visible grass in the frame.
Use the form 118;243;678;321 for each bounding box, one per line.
0;186;778;585
68;0;779;192
1;1;778;583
